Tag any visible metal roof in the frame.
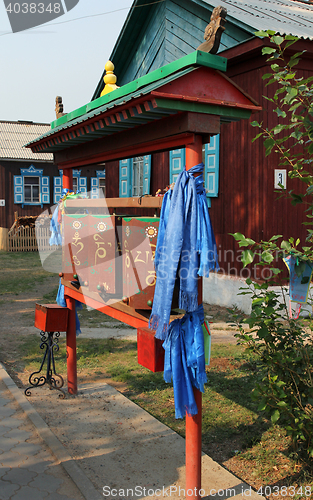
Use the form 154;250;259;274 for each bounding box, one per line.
0;121;53;161
202;0;313;40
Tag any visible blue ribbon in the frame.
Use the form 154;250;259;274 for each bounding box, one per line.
56;279;82;336
149;163;218;340
163;304;207;419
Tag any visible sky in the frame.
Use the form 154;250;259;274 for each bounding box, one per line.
0;0;135;124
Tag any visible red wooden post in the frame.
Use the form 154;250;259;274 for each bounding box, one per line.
62;168;73;191
65;295;77;395
62;168;77;395
185;134;203;500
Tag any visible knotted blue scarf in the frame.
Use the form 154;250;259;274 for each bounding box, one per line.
163;304;207;419
49;204;62;246
56;278;82;336
149;163;218;340
49;188;70;246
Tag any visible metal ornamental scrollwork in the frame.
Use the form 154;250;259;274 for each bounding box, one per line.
24;331;65;399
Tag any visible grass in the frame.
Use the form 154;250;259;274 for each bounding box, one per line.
0;251;55;295
17;334;313;498
0;251;312;498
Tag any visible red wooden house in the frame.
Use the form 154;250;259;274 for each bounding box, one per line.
89;0;313;311
27;0;313;311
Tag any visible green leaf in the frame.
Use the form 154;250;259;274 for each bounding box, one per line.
238;237;255;247
284;87;298;103
272;35;284;46
275;108;286;118
262;73;274;80
285;35;299;41
255;30;270;38
289;58;300;68
262;47;277;55
241;249;255;267
264;137;275;156
257;400;268;412
273;124;286;135
271;410;280;425
251;132;263;143
230;232;245;241
262;251;274;264
285;39;298;49
269;234;283;241
281;240;292;252
250;121;261;127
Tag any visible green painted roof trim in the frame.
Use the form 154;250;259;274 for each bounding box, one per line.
154;98;253;121
123;217;160;222
50;51;227;130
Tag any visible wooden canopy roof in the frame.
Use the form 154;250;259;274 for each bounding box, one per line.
26;50;261;169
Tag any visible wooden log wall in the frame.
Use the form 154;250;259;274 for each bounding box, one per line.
209;49;310;280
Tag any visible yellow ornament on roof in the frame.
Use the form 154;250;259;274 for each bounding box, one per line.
100;61;119;97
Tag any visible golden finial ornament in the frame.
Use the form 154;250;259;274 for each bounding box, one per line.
100;61;119;97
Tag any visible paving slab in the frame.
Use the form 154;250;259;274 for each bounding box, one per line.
0;365;91;500
0;321;265;500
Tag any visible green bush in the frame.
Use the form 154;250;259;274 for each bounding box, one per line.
233;281;313;458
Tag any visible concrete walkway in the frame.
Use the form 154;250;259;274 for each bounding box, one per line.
18;321;242;344
0;346;265;500
0;364;100;500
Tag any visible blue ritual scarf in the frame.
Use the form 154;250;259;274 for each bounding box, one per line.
163;304;207;419
149;163;218;340
56;278;82;336
49;204;62;246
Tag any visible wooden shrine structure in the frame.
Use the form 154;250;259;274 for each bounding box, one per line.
27;49;261;499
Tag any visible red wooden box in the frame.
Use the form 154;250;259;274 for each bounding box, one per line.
122;217;159;309
35;303;69;332
137;327;164;372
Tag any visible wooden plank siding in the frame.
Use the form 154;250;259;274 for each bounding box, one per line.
165;0;252;56
115;1;166;85
100;0;255;97
0;160;55;229
209;48;310;279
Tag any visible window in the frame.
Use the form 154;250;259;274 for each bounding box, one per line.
53;169;87;204
72;176;78;193
132;156;144;196
99;177;106;197
169;136;220;207
119;156;151;198
14;165;50;207
24;176;40;203
169;149;186;184
90;168;106;199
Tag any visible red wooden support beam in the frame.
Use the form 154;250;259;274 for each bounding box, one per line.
62;167;78;395
186;388;202;499
55;112;219;169
65;296;77;395
62;168;73;191
185;134;203;500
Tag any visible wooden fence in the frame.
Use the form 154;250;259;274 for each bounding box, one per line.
8;226;52;252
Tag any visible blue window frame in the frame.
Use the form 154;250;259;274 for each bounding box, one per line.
14;165;50;207
91;168;106;199
169;136;220;207
53;169;87;204
119;156;151;197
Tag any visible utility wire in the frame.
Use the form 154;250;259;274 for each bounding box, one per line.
0;0;165;37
